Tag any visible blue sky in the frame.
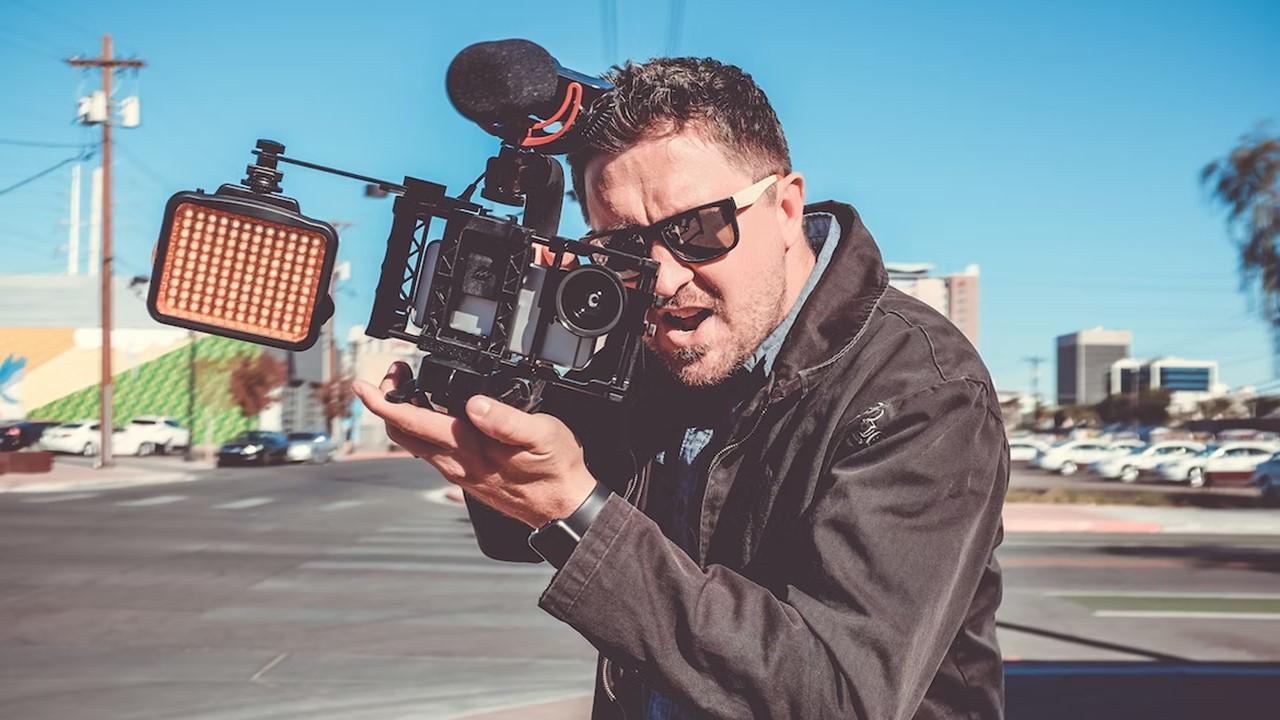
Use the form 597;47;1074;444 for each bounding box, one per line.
1;0;1277;398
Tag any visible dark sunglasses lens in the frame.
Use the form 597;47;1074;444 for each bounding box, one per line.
587;232;643;281
662;204;736;261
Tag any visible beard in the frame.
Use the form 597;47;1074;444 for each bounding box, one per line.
648;274;787;388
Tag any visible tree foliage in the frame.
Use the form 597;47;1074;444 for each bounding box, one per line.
313;375;354;424
1202;129;1280;323
1094;389;1171;426
227;353;287;418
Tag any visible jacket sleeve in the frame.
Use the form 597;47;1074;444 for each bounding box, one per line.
537;377;1008;719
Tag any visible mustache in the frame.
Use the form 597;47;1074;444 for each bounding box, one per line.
654;289;720;311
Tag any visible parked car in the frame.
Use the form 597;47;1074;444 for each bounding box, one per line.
1033;439;1117;475
1106;439;1146;455
39;420;106;456
1251;453;1280;506
117;416;190;456
216;431;289;467
285;431;336;464
0;420;60;451
1090;441;1207;483
1008;438;1049;464
1155;442;1278;488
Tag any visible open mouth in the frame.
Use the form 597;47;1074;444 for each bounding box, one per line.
660;307;713;332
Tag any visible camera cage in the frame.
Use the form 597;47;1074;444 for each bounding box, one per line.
149;137;657;414
353;162;658;412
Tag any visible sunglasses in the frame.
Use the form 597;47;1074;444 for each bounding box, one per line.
581;174;780;280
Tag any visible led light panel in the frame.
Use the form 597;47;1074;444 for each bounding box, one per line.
153;202;329;346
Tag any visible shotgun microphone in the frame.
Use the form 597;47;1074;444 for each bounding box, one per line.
446;39;612;154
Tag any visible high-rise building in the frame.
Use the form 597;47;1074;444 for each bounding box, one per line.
886;263;980;347
1056;328;1132;406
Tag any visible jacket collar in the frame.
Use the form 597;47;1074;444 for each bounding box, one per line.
768;201;889;398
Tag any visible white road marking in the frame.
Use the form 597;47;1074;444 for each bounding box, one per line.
22;492;101;503
115;494;186;507
213;497;275;510
422;486;464;507
1050;591;1280;600
376;527;477;536
325;545;484;559
301;560;552;576
318;500;366;512
1093;610;1280;621
356;535;476;545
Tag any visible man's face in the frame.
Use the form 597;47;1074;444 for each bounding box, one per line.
583;132;797;387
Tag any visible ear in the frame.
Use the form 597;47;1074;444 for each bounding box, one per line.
775;172;806;251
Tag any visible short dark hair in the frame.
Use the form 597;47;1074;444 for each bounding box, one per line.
567;57;791;223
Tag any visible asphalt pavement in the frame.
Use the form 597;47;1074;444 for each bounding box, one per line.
1;458;1277;718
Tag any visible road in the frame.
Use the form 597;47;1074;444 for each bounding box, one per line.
1;459;1278;718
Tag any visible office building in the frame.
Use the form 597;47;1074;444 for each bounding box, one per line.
1056;328;1132;406
1107;357;1221;414
885;263;980;347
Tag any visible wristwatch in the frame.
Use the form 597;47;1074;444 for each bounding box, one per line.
527;482;613;569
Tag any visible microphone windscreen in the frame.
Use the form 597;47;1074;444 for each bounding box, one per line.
447;39;560;124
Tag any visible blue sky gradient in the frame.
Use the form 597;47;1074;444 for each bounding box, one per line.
1;0;1277;398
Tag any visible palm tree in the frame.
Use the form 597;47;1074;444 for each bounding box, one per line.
1202;130;1280;322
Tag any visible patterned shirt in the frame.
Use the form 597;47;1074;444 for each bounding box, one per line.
642;212;840;718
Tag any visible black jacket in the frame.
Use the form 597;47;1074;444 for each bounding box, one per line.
471;201;1008;719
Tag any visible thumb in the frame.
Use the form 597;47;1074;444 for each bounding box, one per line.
465;395;546;450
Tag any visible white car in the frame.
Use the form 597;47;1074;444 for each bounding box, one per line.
117;416;191;456
38;420;139;456
39;420;106;456
1090;441;1206;483
1155;442;1278;488
1008;439;1048;464
285;431;337;463
1034;439;1117;475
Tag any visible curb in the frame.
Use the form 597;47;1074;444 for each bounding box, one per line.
0;470;198;493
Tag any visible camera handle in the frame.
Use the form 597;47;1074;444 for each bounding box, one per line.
482;146;564;238
386;358;548;415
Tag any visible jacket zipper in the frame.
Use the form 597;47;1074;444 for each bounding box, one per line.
601;656;619;704
698;396;773;563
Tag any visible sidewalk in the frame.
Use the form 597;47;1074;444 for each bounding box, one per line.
1004;501;1280;535
0;455;202;493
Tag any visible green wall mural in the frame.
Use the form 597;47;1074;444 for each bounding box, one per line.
30;335;264;446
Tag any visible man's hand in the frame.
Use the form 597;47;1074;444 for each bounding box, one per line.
352;362;598;528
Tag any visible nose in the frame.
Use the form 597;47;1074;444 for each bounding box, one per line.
650;241;694;302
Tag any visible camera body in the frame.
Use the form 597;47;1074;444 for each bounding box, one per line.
400;208;656;414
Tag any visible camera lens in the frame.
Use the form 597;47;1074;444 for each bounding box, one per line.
555;266;626;338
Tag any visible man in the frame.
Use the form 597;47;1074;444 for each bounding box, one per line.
355;56;1008;719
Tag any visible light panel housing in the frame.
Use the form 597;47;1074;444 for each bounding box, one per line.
148;187;338;351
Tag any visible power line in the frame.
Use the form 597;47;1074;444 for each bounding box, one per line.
0;137;93;149
0;31;53;59
11;0;97;39
0;150;92;196
665;0;685;56
601;0;618;65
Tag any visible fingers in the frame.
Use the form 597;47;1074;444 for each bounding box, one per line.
465;395;556;452
378;361;414;394
353;375;465;452
386;424;468;480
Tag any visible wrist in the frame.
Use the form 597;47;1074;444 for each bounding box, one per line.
527;482;613;569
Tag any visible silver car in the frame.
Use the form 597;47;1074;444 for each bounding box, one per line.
285;432;337;464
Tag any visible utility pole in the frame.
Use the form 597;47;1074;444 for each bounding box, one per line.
68;164;81;275
323;220;352;446
1024;355;1045;424
67;35;145;468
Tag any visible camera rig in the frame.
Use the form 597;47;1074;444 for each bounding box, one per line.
147;39;659;415
147;137;658;416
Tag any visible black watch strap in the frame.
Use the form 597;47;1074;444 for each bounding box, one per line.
527;482;613;569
